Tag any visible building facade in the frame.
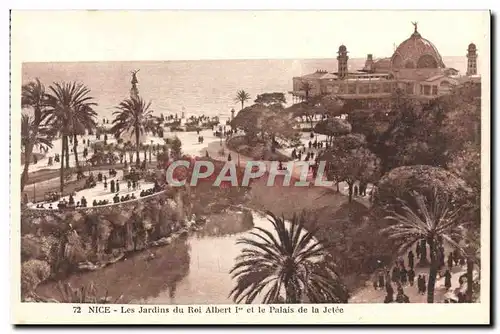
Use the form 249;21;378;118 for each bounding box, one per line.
290;23;480;104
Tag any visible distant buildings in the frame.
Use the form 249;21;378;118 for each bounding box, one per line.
290;23;480;104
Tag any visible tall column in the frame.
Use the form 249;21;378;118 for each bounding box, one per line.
130;70;140;99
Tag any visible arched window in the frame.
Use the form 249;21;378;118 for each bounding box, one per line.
405;60;415;69
392;54;402;68
417;54;438;68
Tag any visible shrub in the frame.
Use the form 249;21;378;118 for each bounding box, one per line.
56;281;122;303
21;259;51;298
21;234;58;262
170;126;184;132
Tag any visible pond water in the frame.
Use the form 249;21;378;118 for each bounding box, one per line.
37;210;289;304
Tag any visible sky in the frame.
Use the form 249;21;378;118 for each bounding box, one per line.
12;10;489;62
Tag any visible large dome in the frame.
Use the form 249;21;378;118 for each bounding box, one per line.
391;24;445;69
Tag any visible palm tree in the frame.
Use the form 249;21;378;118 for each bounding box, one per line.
381;189;467;303
21;114;54;190
460;229;480;302
70;105;97;169
111;97;154;167
229;211;349;304
144;116;161;136
124;141;134;164
21;78;49;191
234;90;251;110
44;82;97;194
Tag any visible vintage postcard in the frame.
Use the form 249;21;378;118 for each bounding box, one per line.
10;10;491;325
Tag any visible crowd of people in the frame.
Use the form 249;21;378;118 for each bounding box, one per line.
213;125;236;139
112;192;136;204
32;164;166;210
372;239;467;303
35;193;89;210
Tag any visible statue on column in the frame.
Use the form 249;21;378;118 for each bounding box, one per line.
130;69;140;99
412;21;418;33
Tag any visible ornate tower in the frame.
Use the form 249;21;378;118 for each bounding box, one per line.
466;43;478;76
337;45;349;79
130;69;140;99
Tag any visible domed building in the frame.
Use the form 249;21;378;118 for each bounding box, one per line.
391;24;445;70
291;23;480;105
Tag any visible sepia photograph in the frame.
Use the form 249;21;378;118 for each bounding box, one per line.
10;9;490;325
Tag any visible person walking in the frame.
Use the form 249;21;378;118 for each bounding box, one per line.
447;252;454;269
400;266;408;286
383;293;393;303
378;273;385;289
444;269;452;290
395;286;410;303
391;264;400;283
408;267;415;286
408;250;415;269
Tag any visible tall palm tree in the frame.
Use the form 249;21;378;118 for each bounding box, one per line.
124;141;135;164
460;229;480;302
21;78;49;191
21;114;53;190
44;82;97;194
71;104;97;169
111;97;154;167
381;189;467;303
234;90;251;111
22;78;46;126
229;211;349;304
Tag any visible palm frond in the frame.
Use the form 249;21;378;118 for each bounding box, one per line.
229;210;347;304
380;188;470;256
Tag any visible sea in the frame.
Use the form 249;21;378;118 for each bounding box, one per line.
22;57;470;121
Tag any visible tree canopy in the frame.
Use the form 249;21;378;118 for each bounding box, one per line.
230;103;298;148
374;165;474;215
234;90;251;110
345;85;481;175
320;134;380;202
314;118;352;142
254;92;286;109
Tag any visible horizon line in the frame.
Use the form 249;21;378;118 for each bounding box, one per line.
20;55;474;65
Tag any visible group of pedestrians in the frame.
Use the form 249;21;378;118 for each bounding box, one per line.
373;239;464;303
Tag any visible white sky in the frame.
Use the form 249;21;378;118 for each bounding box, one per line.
11;10;489;61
